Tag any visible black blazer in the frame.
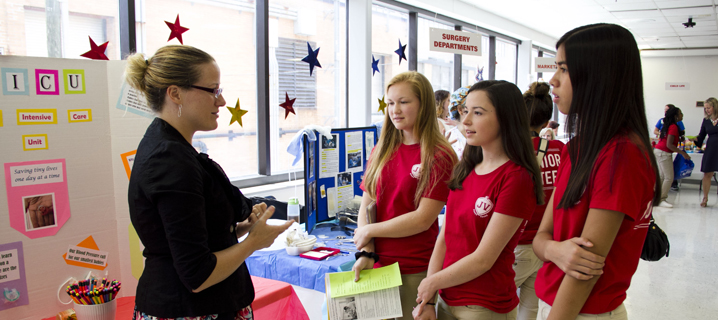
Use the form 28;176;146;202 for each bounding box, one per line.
128;118;254;318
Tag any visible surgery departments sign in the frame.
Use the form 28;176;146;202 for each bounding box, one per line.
429;28;482;56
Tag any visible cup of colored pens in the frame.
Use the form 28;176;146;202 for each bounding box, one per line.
67;278;120;320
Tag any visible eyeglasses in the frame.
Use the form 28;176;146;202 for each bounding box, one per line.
190;85;223;99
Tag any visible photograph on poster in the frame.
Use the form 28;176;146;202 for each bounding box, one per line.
347;152;362;169
337;172;352;187
309;141;315;179
308;181;316;214
23;193;56;230
322;134;337;149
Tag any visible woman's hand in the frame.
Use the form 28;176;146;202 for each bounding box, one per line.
245;206;293;251
351;256;375;282
548;237;605;280
353;225;374;250
682;151;691;161
412;303;436;320
414;275;437;317
235;207;259;238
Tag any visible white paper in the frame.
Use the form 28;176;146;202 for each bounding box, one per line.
365;131;375;158
0;249;20;284
345;131;364;172
326;277;403;320
336;173;354;212
116;83;154;119
320;134;339;179
10;162;64;187
327;187;338;217
65;245;109;268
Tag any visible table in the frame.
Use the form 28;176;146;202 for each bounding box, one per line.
246;225;357;293
43;276;309;320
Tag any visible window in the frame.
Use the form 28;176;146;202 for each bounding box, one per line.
371;4;409;124
136;0;259;180
417;17;454;93
495;38;517;83
269;0;347;174
461;34;489;87
2;1;120;59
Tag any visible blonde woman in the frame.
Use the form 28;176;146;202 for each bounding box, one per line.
695;97;718;207
353;71;457;320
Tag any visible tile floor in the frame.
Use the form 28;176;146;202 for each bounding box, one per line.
294;183;718;320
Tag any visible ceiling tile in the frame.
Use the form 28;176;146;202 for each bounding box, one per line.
679;35;718;41
665;15;715;22
611;9;665;19
681;40;718;47
654;0;715;9
649;42;687;48
660;6;715;17
600;2;657;11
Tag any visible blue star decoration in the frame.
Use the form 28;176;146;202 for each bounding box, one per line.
378;95;387;115
371;55;380;76
395;39;407;65
280;92;297;119
301;42;322;76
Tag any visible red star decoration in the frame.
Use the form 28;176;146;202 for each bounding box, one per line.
80;36;109;60
280;92;296;119
165;14;189;44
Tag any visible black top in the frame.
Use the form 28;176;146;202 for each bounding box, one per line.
128;118;254;318
696;118;718;173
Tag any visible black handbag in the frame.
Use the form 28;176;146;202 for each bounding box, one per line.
640;217;670;261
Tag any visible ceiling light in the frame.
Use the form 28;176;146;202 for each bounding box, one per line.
683;18;696;28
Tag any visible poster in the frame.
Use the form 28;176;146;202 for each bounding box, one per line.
345;131;363;172
336;173;354;213
4;159;71;239
0;241;29;310
319;134;339;179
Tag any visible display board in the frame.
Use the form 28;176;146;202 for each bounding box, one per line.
302;127;377;233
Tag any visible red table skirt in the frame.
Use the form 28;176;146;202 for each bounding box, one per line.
44;276;309;320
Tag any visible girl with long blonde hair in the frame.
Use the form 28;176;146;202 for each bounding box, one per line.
353;71;457;320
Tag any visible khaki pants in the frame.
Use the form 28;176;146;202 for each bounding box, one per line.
513;244;543;320
537;300;628;320
654;148;674;202
437;296;517;320
394;271;427;320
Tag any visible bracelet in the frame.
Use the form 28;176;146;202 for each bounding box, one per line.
354;251;380;263
426;302;435;306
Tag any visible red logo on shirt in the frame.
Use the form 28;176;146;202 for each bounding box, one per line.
473;196;494;218
410;164;421;179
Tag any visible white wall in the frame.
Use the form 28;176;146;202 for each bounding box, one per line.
642;55;718;137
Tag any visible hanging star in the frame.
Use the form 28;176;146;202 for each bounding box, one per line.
377;95;387;115
80;36;109;60
395;39;407;65
280;92;296;119
301;42;322;76
371;55;380;76
228;99;249;127
165;14;189;44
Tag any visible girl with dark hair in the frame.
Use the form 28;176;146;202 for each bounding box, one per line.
354;71;457;320
514;82;565;320
413;80;544;320
533;24;659;320
654;107;690;208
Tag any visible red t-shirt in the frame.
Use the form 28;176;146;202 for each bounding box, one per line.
654;123;679;153
535;134;655;314
360;143;453;274
520;138;565;244
440;161;536;313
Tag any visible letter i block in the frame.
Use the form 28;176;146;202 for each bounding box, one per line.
63;69;86;94
35;69;59;95
2;68;30;95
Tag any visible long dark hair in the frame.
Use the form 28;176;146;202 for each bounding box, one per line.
660;106;680;139
524;82;553;129
556;23;661;208
449;80;544;206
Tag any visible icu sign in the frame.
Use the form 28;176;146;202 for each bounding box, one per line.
429;28;482;56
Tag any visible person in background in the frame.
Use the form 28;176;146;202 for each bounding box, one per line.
412;80;543;320
694;97;718;207
125;45;292;320
653;107;690;208
533;23;660;320
446;85;472;159
547;121;560;138
515;81;565;320
436;89;451;123
353;71;458;320
539;128;555;141
654;104;685;137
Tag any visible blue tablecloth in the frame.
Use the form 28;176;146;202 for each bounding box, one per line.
246;225;357;293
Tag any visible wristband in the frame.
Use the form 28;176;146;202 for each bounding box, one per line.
426;302;435;306
354;251;380;263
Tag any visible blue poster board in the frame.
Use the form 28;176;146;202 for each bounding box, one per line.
302;127;378;233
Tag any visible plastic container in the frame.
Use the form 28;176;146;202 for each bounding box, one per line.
74;299;116;320
287;197;300;223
